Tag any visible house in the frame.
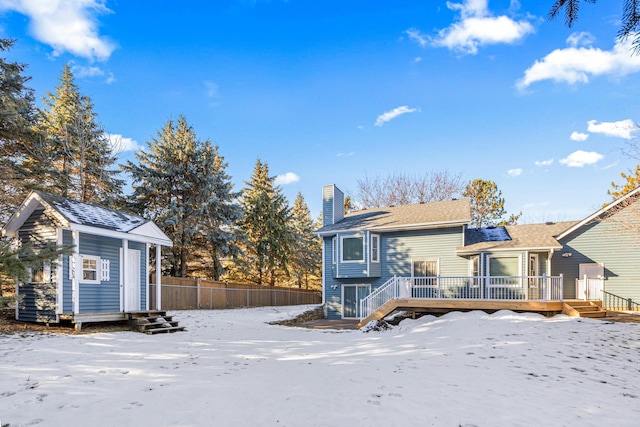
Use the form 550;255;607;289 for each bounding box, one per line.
1;191;172;326
316;184;640;321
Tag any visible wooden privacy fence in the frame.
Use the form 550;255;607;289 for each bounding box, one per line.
149;276;322;310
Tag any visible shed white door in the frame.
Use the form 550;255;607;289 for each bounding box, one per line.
124;249;141;311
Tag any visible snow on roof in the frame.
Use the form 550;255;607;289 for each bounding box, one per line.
465;226;512;245
36;191;148;232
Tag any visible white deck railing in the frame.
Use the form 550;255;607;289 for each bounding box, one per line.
359;274;563;321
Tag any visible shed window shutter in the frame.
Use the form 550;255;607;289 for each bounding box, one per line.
101;259;110;281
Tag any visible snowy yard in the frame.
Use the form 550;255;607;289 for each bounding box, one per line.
1;306;639;427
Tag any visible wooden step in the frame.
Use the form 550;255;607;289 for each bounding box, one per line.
144;326;185;334
562;301;606;318
128;312;185;334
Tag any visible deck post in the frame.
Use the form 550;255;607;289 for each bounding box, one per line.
155;244;161;310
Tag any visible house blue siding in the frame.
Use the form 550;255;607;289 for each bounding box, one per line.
553;206;640;301
129;241;147;310
78;233;121;313
324;226;468;319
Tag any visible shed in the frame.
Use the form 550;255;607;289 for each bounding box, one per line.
1;191;172;325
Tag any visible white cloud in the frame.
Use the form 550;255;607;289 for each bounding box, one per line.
570;131;589;141
374;106;418;127
0;0;115;61
107;133;140;153
205;81;219;98
430;0;535;55
517;33;640;89
587;119;638;139
336;152;355;157
405;28;428;47
274;172;299;186
534;158;553;166
105;72;115;84
71;64;104;78
559;150;603;167
507;168;522;177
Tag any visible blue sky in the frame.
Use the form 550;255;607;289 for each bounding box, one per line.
1;0;639;222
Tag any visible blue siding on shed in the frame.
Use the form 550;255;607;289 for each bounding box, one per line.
16;208;59;322
78;233;121;313
62;230;73;313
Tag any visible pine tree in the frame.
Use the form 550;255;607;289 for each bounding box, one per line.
288;192;321;289
124;116;239;278
464;179;521;228
192;141;241;280
235;160;293;286
28;64;123;204
0;38;39;223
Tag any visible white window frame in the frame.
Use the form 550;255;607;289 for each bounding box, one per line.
80;254;101;284
340;235;364;263
332;237;337;264
370;234;380;263
411;259;440;277
487;254;522;277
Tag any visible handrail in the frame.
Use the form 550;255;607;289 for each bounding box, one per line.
602;290;640;311
358;274;564;321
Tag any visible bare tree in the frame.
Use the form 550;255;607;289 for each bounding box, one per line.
355;171;464;209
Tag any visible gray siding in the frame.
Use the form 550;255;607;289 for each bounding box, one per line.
78;233;121;313
382;227;468;280
322;184;344;226
553;211;640;301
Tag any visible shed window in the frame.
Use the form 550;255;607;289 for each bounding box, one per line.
341;236;364;262
80;255;101;284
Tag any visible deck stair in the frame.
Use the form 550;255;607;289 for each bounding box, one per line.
562;300;606;319
128;311;185;334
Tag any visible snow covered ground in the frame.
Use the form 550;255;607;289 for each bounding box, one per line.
1;306;639;427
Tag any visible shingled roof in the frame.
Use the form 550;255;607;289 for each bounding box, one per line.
458;221;578;254
33;191;147;232
2;191;172;246
316;198;471;235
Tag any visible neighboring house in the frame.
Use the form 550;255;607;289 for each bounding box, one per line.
316;184;640;320
1;191;172;325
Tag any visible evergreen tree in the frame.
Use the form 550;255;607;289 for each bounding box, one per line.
464;179;521;228
124;116;239;278
235;160;293;286
28;64;123;204
288;192;321;289
192;141;241;280
0;38;39;223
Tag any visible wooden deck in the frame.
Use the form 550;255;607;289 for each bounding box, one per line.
358;298;568;328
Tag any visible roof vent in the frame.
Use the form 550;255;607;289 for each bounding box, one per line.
545;221;554;225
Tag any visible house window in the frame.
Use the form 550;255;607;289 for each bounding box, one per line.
371;234;380;263
332;237;337;264
488;256;520;277
80;255;100;284
341;236;364;262
469;255;479;276
412;260;439;277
